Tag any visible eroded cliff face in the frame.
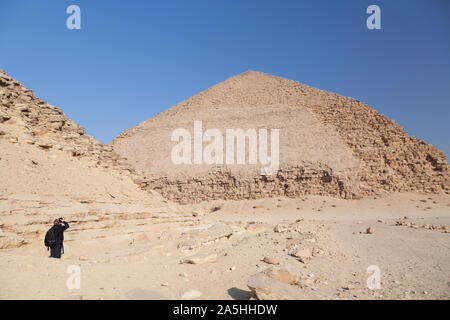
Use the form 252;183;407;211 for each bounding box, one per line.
0;70;187;249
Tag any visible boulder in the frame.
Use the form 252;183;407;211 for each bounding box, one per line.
263;265;299;284
292;248;312;259
247;273;310;300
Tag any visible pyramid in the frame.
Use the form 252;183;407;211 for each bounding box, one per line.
112;71;449;203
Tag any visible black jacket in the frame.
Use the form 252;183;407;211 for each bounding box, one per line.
52;222;69;244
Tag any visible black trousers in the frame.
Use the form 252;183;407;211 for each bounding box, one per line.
50;243;63;259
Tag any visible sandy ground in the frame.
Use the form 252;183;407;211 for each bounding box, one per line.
0;192;449;300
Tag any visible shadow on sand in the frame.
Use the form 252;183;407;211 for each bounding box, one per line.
227;287;254;300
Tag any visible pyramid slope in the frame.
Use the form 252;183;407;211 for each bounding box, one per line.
113;103;360;175
113;71;448;203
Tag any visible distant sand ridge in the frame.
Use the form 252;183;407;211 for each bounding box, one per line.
112;71;449;203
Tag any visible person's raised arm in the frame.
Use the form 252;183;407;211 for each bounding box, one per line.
61;220;69;231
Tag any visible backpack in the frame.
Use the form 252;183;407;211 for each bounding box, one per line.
44;227;56;249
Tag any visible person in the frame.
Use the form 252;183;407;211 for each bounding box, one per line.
49;218;69;259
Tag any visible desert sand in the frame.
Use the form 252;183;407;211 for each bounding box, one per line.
0;192;449;300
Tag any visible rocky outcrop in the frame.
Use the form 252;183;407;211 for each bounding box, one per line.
0;193;193;249
0;70;191;250
0;69;148;196
247;273;311;300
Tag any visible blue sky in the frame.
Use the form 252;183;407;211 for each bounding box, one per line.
0;0;449;156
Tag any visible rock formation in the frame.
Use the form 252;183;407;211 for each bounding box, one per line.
0;69;187;249
0;69;150;199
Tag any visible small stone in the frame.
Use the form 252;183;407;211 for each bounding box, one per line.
262;256;280;265
182;252;217;264
181;289;202;300
38;142;53;150
16;104;29;112
292;248;312;259
9;136;18;144
366;227;375;234
342;284;355;291
274;224;287;233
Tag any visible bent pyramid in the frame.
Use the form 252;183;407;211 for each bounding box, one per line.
112;71;449;203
